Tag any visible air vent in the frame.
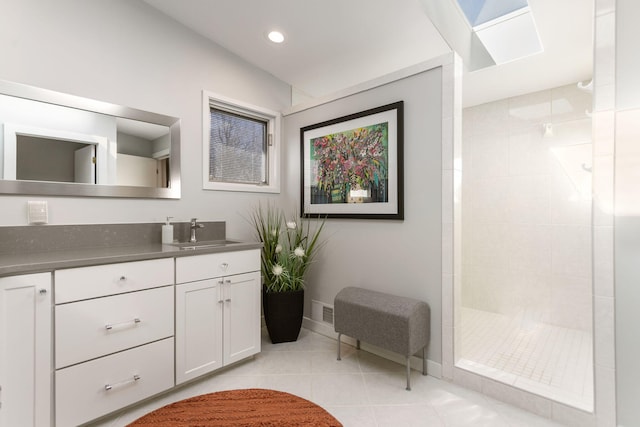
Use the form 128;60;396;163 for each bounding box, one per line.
311;300;334;325
323;305;334;324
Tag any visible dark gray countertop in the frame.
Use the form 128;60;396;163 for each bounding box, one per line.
0;240;262;277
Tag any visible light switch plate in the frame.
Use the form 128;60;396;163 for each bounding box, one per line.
28;201;48;224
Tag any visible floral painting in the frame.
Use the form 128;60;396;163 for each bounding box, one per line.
301;101;404;220
310;122;388;205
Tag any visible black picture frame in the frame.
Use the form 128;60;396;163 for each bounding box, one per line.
300;101;404;220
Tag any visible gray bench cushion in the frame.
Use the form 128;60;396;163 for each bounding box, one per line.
334;286;430;356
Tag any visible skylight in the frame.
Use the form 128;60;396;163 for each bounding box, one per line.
457;0;528;27
455;0;543;66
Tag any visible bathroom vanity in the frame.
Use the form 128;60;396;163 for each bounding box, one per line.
0;222;261;427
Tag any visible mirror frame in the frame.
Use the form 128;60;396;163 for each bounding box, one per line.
0;80;181;199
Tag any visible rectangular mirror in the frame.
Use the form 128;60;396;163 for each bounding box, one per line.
0;80;180;198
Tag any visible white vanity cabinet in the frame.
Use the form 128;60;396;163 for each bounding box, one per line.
53;258;175;427
175;249;261;384
0;273;52;427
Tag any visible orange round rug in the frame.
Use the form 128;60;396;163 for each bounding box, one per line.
127;388;342;426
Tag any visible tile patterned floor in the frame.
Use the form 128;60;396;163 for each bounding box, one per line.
90;327;566;427
458;308;593;412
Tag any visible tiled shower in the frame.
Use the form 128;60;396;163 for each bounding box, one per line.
457;83;594;411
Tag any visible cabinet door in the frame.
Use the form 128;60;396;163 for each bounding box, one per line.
0;273;51;427
175;279;223;384
224;271;261;365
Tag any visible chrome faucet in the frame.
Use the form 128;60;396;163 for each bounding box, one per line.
190;218;204;243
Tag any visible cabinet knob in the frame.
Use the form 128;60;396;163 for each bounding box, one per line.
119;276;127;281
38;288;47;295
220;263;229;271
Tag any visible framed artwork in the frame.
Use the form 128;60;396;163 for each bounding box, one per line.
300;101;404;220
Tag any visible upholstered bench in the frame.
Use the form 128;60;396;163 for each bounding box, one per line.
334;286;430;390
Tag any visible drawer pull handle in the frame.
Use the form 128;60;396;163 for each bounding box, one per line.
221;262;229;271
104;374;140;391
105;318;141;331
119;276;127;281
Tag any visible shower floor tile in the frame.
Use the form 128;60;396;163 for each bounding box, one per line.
457;307;594;412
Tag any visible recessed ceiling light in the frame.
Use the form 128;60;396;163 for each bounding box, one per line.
267;31;284;43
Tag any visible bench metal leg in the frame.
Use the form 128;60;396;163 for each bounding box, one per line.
406;356;411;391
337;333;342;360
422;346;427;375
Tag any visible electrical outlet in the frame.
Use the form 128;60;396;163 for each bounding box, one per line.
28;201;48;224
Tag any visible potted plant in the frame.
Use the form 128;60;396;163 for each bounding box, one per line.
250;203;326;343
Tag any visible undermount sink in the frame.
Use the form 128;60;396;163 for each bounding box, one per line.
169;240;240;250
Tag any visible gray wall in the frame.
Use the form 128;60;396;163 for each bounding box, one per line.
283;67;444;362
0;0;290;239
3;0;447;366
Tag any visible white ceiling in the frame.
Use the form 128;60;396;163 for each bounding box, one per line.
143;0;593;108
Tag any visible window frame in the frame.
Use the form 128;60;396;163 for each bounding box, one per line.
202;90;281;193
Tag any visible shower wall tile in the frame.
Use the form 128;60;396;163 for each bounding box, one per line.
507;174;550;225
442;116;454;170
592;154;615;225
593;226;614;298
594;365;616;427
596;0;615;16
470;223;509;269
593;296;615;369
593;111;614;156
550;171;592;227
507;271;552;320
481;378;553;419
467;99;509;135
470;132;508;178
471;176;509;222
507;224;552;275
551;225;592;278
453;273;462;328
550;275;593;331
470;267;510;312
594;12;616;92
442;169;454;226
463;83;593;332
442;221;453;276
452;367;483;393
461;266;473;307
552;85;593;122
442;273;454;328
546;117;593;146
508;90;552;131
594;84;615;112
551;402;597;427
508;129;551;176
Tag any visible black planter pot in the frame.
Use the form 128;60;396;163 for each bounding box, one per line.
262;288;304;344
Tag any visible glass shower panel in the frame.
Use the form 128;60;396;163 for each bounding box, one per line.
456;82;594;412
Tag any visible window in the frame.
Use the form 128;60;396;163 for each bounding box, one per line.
202;91;280;193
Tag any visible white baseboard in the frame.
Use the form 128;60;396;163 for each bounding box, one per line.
301;317;442;379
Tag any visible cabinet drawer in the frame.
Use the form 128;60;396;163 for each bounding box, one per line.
55;337;174;427
176;249;259;283
55;258;174;303
55;286;174;369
